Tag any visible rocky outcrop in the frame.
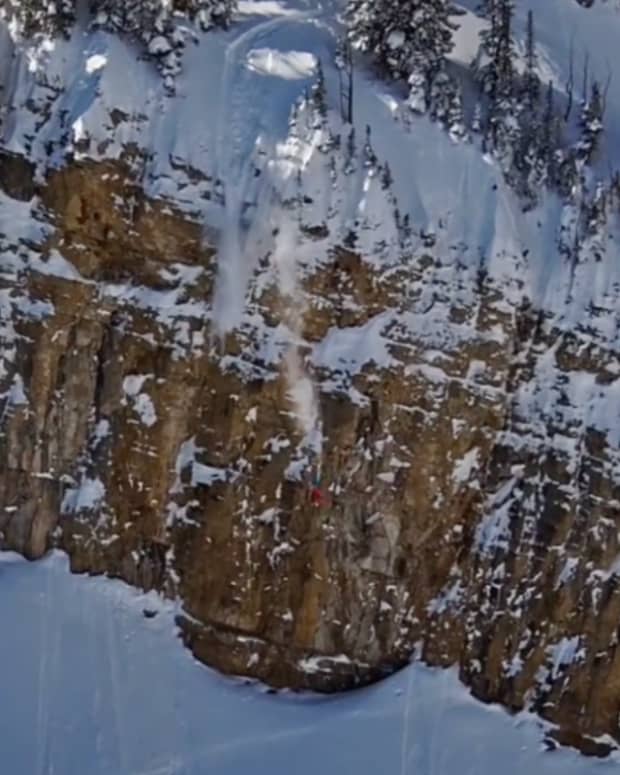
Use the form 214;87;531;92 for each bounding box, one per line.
2;154;620;756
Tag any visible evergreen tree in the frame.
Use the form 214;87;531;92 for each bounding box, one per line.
328;154;338;186
380;161;393;191
478;0;515;105
87;0;237;90
556;150;579;200
363;124;378;173
472;102;482;134
540;80;555;162
344;127;356;175
496;0;516;101
346;0;455;113
0;0;77;37
447;86;467;141
310;60;328;125
0;0;239;48
428;66;451;122
539;80;563;186
586;181;607;235
577;80;603;162
477;0;502;100
193;0;235;30
523;10;540;109
479;0;517;152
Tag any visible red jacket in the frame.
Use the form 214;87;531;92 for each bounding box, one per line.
310;487;327;508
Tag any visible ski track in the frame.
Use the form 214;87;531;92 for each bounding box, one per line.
34;569;50;775
211;2;330;442
212;9;334;335
2;553;620;775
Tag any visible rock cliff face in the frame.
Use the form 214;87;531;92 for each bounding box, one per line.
3;0;620;756
2;149;620;755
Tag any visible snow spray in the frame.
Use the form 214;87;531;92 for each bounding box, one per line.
271;215;322;458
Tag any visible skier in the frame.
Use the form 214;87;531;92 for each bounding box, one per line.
310;471;326;508
304;446;327;508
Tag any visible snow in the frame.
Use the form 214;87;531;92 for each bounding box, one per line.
148;35;173;56
4;374;28;406
556;556;580;589
459;0;620;169
237;0;300;18
61;475;106;513
31;249;85;282
131;392;158;427
0;551;618;775
3;0;620;366
449;7;488;68
298;653;354;673
286;364;320;442
122;375;150;397
548;637;583;681
606;557;620;582
122;375;157;427
170;437;229;496
91;418;111;448
452;447;480;486
312;313;397;375
0;0;618;489
85;53;107;74
3;0;620;763
387;31;405;51
193;462;228;486
246;48;317;79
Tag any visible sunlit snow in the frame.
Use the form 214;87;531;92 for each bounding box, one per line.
85;53;107;74
246;48;317;79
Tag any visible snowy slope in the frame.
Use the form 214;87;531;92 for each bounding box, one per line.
1;551;619;775
3;0;620;762
3;0;620;340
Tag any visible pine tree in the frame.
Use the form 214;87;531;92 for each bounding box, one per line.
480;0;517;152
447;86;467;141
428;66;451;122
363;124;378;172
54;0;76;34
586;181;607;235
87;0;238;90
310;60;328;124
496;0;516;102
1;0;77;37
577;80;603;162
556;151;579;200
541;80;555;160
380;161;393;191
477;0;502;99
346;0;455;112
478;0;515;104
472;102;482;134
523;10;540;109
192;0;235;30
329;154;338;186
539;80;563;185
344;127;356;175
